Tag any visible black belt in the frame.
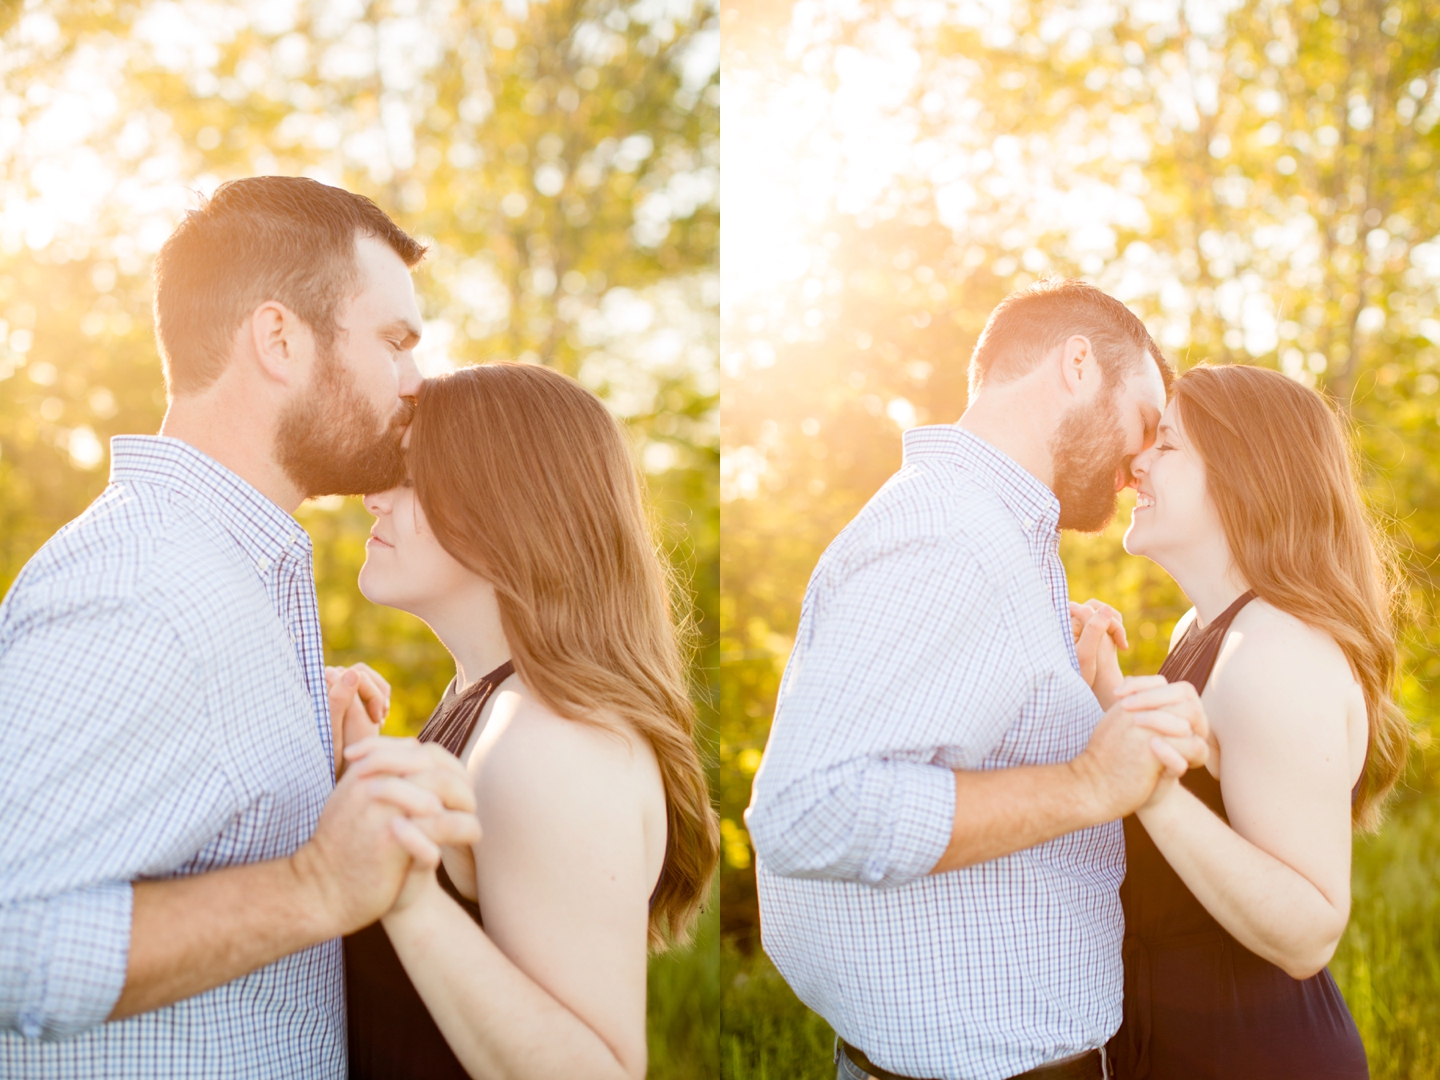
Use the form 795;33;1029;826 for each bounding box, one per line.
837;1038;1109;1080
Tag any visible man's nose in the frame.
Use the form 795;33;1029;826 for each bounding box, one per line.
397;352;423;399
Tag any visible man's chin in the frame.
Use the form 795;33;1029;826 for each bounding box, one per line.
288;441;406;499
1057;497;1119;534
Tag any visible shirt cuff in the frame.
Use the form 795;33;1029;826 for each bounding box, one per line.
859;760;957;888
3;881;133;1039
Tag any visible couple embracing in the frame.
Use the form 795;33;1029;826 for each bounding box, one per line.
0;176;718;1078
748;279;1403;1079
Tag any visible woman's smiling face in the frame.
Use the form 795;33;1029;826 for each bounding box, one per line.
1123;399;1227;564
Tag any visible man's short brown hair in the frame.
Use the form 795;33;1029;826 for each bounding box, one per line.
153;176;427;394
967;278;1173;397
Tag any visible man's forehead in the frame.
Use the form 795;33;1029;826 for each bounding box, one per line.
1126;355;1168;408
347;238;422;329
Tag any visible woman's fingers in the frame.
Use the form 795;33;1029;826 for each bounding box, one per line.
1080;599;1129;650
364;774;445;818
1120;682;1205;720
327;669;363;775
1128;708;1190;738
1074;614;1112;682
1120;680;1209;745
349;667;390;727
390;814;441;869
328;667;361;712
1149;736;1192;777
346;739;476;813
411;809;482;849
1113;675;1167;698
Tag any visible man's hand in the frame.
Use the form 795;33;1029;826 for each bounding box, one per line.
344;737;482;913
112;752;471;1022
291;741;479;936
1115;675;1211;807
1069;687;1208;821
326;663;391;776
1069;599;1126;709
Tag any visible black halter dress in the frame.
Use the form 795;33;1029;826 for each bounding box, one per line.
1107;592;1368;1080
344;660;514;1080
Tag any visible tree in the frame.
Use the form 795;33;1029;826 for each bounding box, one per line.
721;4;1440;1069
1;1;717;1074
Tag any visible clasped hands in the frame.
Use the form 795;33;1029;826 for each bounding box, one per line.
1068;600;1210;817
290;664;479;936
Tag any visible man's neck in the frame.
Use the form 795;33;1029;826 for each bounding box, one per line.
160;397;306;514
956;384;1061;493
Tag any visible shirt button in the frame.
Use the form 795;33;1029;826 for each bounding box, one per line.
1023;518;1035;531
862;859;885;885
18;1009;40;1038
256;556;270;573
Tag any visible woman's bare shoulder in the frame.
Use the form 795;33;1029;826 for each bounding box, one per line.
1207;599;1362;730
470;686;662;805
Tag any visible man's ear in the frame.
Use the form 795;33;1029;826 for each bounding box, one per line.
1059;334;1102;402
247;301;313;388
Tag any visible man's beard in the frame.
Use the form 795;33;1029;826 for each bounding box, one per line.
275;346;413;498
1050;386;1128;533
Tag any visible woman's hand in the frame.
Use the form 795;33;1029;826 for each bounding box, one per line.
326;663;391;776
1069;599;1127;709
344;736;481;915
1114;675;1211;809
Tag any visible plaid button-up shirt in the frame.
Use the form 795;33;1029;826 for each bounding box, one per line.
747;424;1124;1080
0;436;343;1078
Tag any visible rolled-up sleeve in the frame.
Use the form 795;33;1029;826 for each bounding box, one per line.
0;883;132;1039
0;603;229;1039
746;537;1026;887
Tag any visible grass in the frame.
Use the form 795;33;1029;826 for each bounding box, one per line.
647;885;721;1080
1331;789;1440;1078
721;790;1440;1080
720;938;835;1080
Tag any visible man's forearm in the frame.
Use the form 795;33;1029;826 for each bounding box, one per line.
928;762;1105;876
109;854;338;1021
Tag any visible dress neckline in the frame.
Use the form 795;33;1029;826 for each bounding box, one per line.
419;659;516;757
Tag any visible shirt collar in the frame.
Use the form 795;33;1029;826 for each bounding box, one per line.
109;435;311;573
901;424;1061;536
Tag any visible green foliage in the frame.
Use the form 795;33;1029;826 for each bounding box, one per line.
720;943;835;1080
1331;789;1440;1078
1;0;717;1069
721;0;1440;1072
649;886;721;1080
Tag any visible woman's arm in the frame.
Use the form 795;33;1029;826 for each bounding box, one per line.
1132;606;1360;978
379;693;660;1080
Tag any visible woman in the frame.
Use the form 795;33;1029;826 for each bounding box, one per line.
1072;363;1408;1078
334;362;719;1080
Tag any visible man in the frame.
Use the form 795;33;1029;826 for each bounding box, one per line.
0;177;473;1076
746;279;1210;1080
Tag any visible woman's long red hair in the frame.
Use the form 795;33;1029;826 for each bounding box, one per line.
409;362;718;947
1174;364;1410;830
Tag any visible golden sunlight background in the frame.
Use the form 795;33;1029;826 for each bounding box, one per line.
719;1;1440;1076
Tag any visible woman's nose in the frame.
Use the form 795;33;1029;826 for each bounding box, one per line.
363;490;389;517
